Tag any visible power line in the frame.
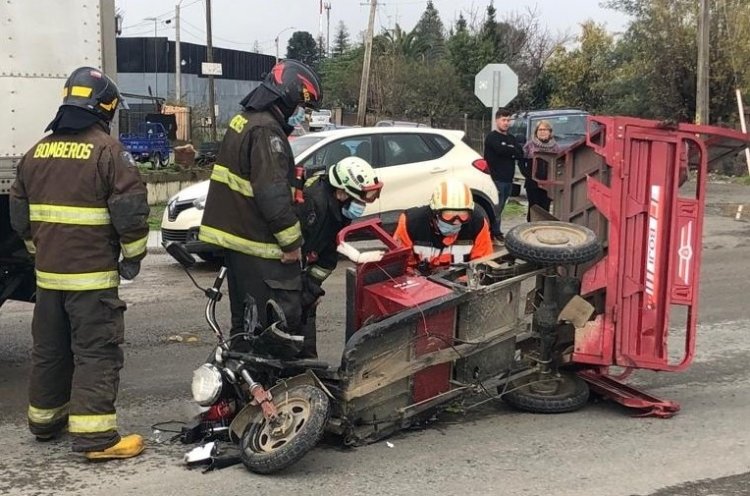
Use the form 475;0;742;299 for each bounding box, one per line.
180;18;256;47
121;0;202;31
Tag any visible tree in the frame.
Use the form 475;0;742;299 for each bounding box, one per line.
481;1;501;57
376;24;424;59
286;31;319;67
319;47;363;109
413;0;446;62
447;13;493;114
544;22;617;112
332;21;350;56
601;0;750;123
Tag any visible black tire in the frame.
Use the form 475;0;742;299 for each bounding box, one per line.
240;384;330;474
473;197;495;230
158;152;169;167
151;152;162;169
500;372;589;414
505;221;601;266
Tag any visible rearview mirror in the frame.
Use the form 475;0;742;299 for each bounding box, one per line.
164;241;196;268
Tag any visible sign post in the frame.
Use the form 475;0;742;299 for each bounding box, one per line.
474;63;518;130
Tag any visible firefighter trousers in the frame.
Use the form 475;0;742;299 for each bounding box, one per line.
28;287;126;452
225;250;302;341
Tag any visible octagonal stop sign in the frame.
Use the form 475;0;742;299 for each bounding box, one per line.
474;63;518;108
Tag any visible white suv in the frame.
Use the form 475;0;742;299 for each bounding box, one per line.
162;127;500;259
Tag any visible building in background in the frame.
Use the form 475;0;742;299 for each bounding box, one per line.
116;37;274;135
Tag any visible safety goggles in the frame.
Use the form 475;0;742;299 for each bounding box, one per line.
438;210;471;224
348;182;383;203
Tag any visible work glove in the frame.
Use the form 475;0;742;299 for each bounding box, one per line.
118;259;141;280
336;242;384;264
301;274;325;309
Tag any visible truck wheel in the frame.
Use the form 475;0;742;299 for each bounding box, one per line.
505;221;601;266
240;384;330;474
158;152;170;167
499;372;589;414
151;152;162;169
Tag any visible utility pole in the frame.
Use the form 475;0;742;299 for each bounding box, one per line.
174;2;182;104
325;2;332;56
695;0;710;125
206;0;217;141
357;0;377;127
144;17;159;97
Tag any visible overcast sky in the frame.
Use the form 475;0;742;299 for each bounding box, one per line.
116;0;630;57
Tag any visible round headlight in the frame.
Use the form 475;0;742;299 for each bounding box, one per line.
191;363;223;406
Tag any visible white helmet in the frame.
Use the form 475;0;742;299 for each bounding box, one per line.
429;179;474;213
328;156;383;203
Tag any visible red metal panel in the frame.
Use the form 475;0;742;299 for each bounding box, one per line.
412;309;456;403
361;275;456;403
573;117;719;371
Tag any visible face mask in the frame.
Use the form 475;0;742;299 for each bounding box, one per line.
287;107;305;127
341;200;366;219
436;218;462;236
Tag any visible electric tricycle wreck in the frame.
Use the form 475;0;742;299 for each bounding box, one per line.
169;116;750;474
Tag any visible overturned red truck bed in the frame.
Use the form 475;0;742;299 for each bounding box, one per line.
533;116;750;416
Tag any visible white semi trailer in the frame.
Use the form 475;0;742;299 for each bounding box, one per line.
0;0;119;307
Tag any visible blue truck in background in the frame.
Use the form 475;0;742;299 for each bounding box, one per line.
120;122;172;168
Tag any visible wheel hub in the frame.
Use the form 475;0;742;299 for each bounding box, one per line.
254;396;311;452
536;231;570;245
528;378;560;395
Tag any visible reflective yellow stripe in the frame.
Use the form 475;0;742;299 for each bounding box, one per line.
29;204;110;226
28;403;69;425
198;225;282;259
121;235;148;259
24;239;37;255
70;85;93;97
309;265;331;281
210;164;254;197
274;221;302;248
36;270;120;291
69;413;117;434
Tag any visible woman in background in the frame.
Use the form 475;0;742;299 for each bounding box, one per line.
521;120;560;221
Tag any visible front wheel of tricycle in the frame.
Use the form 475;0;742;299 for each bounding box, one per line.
499;372;589;414
239;384;330;474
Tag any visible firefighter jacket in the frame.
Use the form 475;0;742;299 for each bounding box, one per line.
393;205;493;269
296;174;351;290
199;109;302;258
8;124;149;291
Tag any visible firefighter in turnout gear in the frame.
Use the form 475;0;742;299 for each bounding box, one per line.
8;67;149;459
296;157;383;357
393;179;493;272
199;59;323;348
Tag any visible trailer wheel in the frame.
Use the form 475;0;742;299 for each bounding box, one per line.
505;221;601;266
499;372;589;413
151;152;162;169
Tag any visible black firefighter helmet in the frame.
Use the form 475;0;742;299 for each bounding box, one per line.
61;66;127;123
263;59;323;114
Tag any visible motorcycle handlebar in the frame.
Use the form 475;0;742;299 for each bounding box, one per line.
213;266;228;290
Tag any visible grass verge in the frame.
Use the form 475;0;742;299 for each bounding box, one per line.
504;200;526;218
148;203;166;230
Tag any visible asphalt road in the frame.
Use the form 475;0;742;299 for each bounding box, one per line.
1;183;749;496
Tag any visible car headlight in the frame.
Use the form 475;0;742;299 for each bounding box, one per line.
191;363;223;406
193;195;207;210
